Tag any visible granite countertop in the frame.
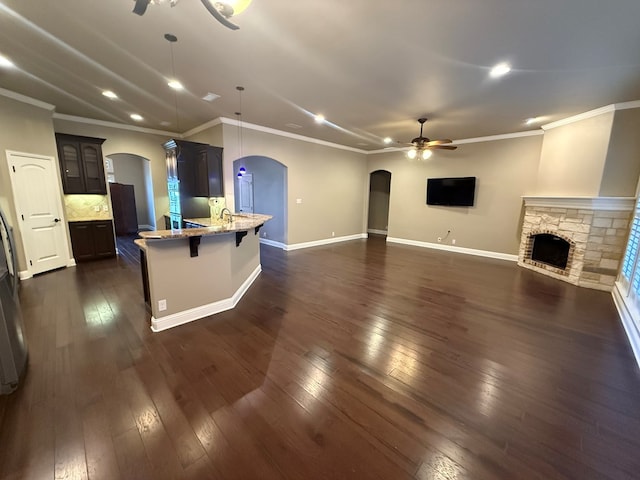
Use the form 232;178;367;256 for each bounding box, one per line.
68;217;114;222
134;238;146;250
138;213;272;240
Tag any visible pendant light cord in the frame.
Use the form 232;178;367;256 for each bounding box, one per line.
236;86;245;159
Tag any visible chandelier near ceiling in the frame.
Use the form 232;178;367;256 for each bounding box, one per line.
133;0;253;30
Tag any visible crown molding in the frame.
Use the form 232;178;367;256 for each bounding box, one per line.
367;129;543;154
52;113;182;137
218;117;367;154
182;118;223;138
453;129;543;145
0;87;55;111
541;100;640;131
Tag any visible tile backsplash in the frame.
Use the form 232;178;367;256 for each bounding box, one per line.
64;195;111;220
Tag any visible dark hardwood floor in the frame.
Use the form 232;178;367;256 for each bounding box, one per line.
1;236;639;479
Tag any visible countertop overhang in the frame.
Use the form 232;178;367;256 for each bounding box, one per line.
138;213;272;240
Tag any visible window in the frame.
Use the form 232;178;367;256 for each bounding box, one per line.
619;196;640;313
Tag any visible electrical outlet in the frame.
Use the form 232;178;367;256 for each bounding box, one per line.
94;206;100;212
296;198;303;204
158;299;167;311
102;205;109;211
437;237;442;243
331;231;335;237
452;239;456;245
263;231;267;238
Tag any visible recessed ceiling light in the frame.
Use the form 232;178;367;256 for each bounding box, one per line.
167;80;183;90
102;90;118;100
202;92;220;102
383;137;393;144
525;116;548;125
314;114;325;124
130;113;143;121
490;62;511;78
0;55;15;68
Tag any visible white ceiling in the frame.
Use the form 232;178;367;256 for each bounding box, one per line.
1;0;640;151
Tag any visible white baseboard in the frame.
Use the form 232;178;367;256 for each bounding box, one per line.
385;236;518;262
259;238;287;249
19;258;76;280
150;264;262;332
367;229;388;235
18;270;32;280
612;282;640;370
285;233;367;251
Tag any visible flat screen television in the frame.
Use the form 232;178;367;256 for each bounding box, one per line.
427;176;476;206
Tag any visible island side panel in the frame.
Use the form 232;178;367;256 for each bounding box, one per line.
146;234;234;318
230;230;261;294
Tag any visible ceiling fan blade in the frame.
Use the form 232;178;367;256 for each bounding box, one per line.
133;0;151;15
429;145;457;150
426;139;452;146
200;0;240;30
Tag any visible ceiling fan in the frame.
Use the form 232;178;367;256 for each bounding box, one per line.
403;118;457;160
132;0;251;30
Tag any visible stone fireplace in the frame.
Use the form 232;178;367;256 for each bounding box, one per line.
518;197;634;291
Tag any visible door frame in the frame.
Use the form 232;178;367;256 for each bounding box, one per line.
5;150;72;280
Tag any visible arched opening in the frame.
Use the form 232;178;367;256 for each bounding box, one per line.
367;170;391;236
233;156;288;246
106;153;156;233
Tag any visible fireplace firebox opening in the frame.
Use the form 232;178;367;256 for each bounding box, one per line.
531;233;570;269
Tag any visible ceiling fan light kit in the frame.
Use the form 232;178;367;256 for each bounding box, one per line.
133;0;252;30
404;118;457;160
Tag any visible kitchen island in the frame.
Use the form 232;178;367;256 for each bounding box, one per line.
136;213;271;332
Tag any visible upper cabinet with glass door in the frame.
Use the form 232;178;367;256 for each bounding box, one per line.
55;134;107;194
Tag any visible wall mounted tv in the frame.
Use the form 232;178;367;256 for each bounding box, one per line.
427;176;476;207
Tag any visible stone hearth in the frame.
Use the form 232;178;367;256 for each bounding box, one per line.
518;197;634;291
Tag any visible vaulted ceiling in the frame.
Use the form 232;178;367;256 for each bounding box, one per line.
1;0;639;150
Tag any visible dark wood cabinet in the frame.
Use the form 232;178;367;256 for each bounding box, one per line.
69;220;116;262
56;134;107;194
193;145;224;197
110;183;138;235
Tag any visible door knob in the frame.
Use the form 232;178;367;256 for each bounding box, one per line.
54;218;60;223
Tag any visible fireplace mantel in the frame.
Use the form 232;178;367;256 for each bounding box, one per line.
522;196;635;211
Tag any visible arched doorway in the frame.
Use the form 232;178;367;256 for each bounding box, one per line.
106;153;156;231
367;170;391;236
233;156;288;246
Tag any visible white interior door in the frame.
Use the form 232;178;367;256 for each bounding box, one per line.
238;173;254;213
7;151;70;276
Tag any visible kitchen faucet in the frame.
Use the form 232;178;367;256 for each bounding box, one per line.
219;207;233;224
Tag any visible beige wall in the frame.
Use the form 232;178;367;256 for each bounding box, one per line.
0;96;60;271
184;123;224;147
369;135;543;255
222;125;368;245
600;108;640;197
53;119;171;227
536;112;614;196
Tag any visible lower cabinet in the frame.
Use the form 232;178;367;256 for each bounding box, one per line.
69;220;116;261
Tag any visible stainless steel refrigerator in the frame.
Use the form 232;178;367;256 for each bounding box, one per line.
0;207;27;395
